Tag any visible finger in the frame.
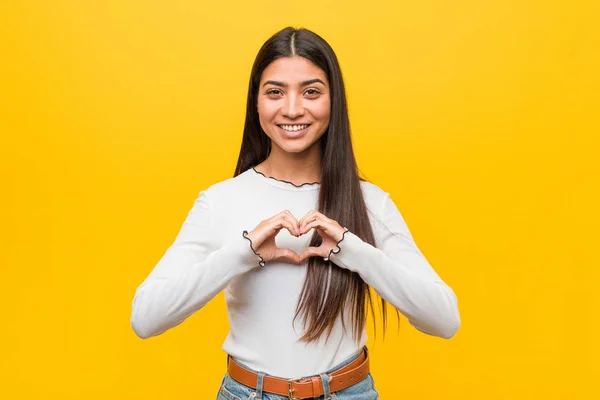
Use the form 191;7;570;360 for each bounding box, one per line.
273;216;300;237
269;210;295;223
299;246;325;262
283;213;301;236
248;212;301;247
298;209;317;229
273;248;301;264
301;218;333;236
282;211;300;235
283;210;299;224
299;210;321;234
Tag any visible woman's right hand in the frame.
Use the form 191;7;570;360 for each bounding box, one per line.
244;210;302;265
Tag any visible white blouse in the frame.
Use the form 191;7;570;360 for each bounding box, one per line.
130;167;460;378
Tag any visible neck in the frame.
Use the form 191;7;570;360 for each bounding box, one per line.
257;142;322;185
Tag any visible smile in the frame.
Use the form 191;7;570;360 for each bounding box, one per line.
277;124;311;132
276;124;311;138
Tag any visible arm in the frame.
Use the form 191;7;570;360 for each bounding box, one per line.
130;190;261;339
329;193;461;339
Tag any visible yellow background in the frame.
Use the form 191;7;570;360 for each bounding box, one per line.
1;0;598;398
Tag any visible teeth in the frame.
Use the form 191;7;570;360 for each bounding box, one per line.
280;124;309;132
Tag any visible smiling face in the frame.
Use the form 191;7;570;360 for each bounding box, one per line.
257;56;331;155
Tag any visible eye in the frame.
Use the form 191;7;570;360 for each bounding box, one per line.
265;89;282;96
305;89;321;96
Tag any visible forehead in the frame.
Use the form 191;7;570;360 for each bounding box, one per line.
260;56;328;84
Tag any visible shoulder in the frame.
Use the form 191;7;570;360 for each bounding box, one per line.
359;179;389;211
200;169;254;203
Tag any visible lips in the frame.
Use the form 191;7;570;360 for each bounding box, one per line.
276;124;311;138
277;124;311;131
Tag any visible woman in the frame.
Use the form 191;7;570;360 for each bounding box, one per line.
130;27;460;400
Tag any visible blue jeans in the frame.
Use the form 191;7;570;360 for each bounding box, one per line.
216;348;379;400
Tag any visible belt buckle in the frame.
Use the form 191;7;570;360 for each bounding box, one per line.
287;379;301;400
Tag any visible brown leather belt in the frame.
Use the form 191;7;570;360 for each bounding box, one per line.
227;347;370;399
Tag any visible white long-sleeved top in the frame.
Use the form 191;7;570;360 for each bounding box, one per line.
130;167;460;378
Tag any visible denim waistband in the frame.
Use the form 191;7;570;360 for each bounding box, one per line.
231;346;366;379
227;346;367;399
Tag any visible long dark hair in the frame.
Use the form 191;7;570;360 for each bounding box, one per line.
234;27;393;343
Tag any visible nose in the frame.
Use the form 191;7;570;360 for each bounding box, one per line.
282;93;304;119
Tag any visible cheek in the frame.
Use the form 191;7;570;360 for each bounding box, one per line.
310;98;331;123
257;100;278;120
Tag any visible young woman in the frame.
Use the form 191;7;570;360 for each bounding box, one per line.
131;27;461;400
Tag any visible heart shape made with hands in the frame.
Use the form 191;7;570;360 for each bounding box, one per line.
272;226;320;265
263;211;347;265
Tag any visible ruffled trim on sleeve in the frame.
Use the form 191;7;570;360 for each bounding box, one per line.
242;230;265;268
323;227;350;261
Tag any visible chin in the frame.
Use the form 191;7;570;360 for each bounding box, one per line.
268;131;325;154
277;142;312;154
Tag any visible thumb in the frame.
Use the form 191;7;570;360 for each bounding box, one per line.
299;246;323;262
272;247;301;264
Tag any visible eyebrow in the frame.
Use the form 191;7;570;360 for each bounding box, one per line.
262;78;326;88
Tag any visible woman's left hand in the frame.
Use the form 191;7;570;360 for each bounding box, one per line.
297;210;348;261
